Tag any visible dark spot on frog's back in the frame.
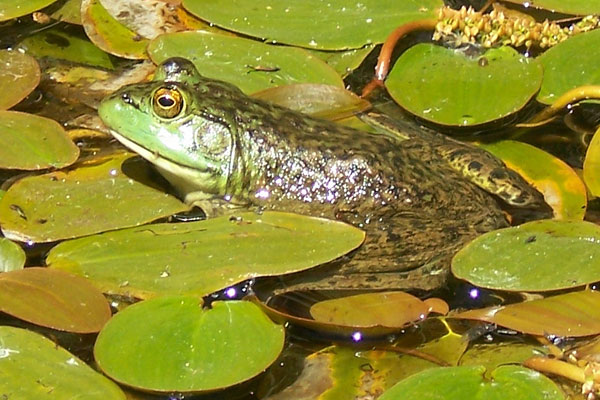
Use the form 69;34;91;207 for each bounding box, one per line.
468;161;482;171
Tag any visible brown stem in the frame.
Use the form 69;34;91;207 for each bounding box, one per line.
524;357;586;383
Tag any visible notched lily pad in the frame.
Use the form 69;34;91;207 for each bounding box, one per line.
47;211;365;298
0;237;25;272
386;45;542;126
0;153;189;243
452;219;600;292
0;111;79;170
94;297;284;393
0;267;111;333
148;31;343;94
0;50;40;110
0;326;125;399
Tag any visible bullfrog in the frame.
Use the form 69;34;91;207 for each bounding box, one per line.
99;57;550;293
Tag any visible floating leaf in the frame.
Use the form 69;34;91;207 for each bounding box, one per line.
452;219;600;291
0;0;59;21
182;0;443;50
538;30;600;104
386;45;542;126
502;0;600;15
0;326;125;399
310;291;438;329
50;0;81;24
47;211;365;298
0;267;111;333
379;365;563;400
455;290;600;337
0;153;189;243
583;126;600;197
95;297;284;393
252;83;370;120
0;50;40;110
460;343;549;372
0;237;25;272
0;111;79;170
18;28;115;69
480;140;586;219
310;46;375;77
148;31;343;94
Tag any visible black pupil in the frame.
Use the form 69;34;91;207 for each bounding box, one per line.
158;95;175;107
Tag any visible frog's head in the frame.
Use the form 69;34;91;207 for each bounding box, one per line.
99;58;242;202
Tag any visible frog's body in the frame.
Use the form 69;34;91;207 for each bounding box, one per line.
99;58;550;292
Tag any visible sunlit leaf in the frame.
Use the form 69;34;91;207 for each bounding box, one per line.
455;290;600;337
182;0;443;50
379;365;563;400
460;343;549;372
0;326;126;399
502;0;600;15
0;153;189;243
0;50;40;110
583;125;600;197
0;267;111;333
452;220;600;291
0;111;79;170
309;45;374;77
0;0;59;21
47;211;365;298
148;31;343;94
95;297;284;393
0;237;25;272
480;140;586;219
386;45;542;126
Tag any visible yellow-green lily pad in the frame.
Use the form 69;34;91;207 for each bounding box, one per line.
0;111;79;170
386;45;542;126
0;153;189;243
479;140;587;220
148;31;343;94
182;0;442;50
51;0;82;24
94;297;284;393
0;0;59;21
451;219;600;292
379;365;563;400
583;126;600;197
0;237;25;272
0;50;40;110
47;211;365;298
0;326;125;399
502;0;600;15
538;30;600;104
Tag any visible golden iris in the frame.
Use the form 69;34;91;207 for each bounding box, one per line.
152;87;183;118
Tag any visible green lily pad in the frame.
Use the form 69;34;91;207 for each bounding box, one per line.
18;28;115;69
182;0;443;50
479;140;587;220
0;0;59;21
460;343;549;372
0;153;189;243
95;297;284;393
0;50;40;110
456;290;600;337
310;45;375;78
0;326;126;399
51;0;82;24
583;126;600;197
148;31;343;94
379;365;563;400
81;0;148;59
0;237;25;272
538;30;600;104
47;211;365;298
451;219;600;291
502;0;600;15
0;111;79;170
0;267;111;333
386;45;542;126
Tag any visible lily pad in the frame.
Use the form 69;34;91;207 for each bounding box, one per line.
0;50;40;110
0;267;111;333
310;45;375;78
455;290;600;337
451;219;600;292
583;126;600;197
0;0;59;21
502;0;600;15
47;211;365;298
538;30;600;104
379;365;563;400
0;111;79;170
0;153;189;243
94;297;284;393
386;45;542;126
0;237;25;272
479;140;587;220
50;0;82;24
148;31;343;94
182;0;443;50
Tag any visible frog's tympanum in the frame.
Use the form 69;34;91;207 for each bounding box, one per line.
99;58;550;292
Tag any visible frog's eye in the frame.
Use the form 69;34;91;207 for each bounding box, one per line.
153;87;183;118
